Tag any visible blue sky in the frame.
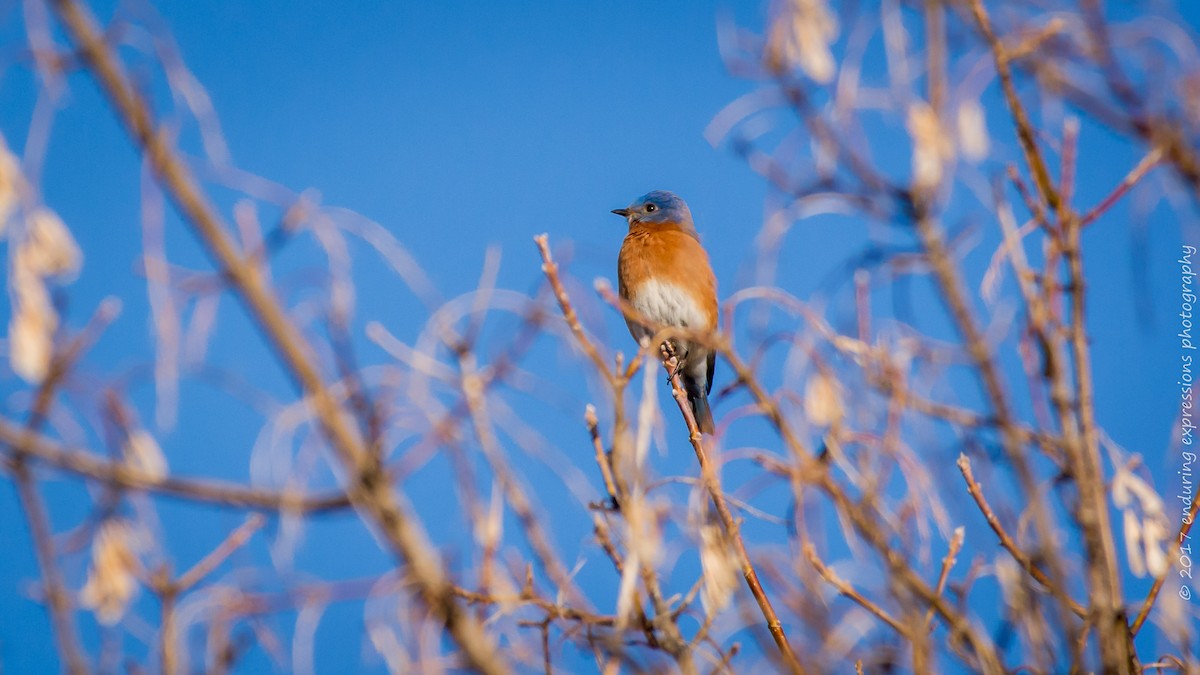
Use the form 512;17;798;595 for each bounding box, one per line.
2;0;1199;672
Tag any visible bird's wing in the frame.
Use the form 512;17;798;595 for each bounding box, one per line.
706;350;715;395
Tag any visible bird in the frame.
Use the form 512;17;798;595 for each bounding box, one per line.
613;190;718;434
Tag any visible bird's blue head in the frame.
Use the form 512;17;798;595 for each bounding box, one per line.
611;190;694;230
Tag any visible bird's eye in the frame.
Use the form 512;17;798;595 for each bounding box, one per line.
645;203;657;213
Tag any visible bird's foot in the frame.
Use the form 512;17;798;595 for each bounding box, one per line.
667;349;689;382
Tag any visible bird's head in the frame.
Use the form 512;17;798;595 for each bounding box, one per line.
611;190;694;230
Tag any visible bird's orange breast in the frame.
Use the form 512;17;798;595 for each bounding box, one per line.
617;224;718;330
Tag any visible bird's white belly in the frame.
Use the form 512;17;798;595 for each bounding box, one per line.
628;279;706;343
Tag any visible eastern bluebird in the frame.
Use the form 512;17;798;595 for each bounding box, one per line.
613;190;718;434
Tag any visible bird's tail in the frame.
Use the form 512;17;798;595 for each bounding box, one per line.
686;386;715;435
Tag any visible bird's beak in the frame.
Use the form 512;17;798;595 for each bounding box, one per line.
611;208;630;217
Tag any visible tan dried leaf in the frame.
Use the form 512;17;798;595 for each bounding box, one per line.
475;482;503;550
124;429;168;481
765;0;839;83
1113;465;1171;578
907;103;955;190
0;138;17;230
615;495;661;629
804;370;844;427
1119;469;1166;517
24;207;81;280
994;556;1028;610
698;523;739;615
1143;519;1169;578
8;286;55;384
1123;508;1146;577
623;493;662;568
80;520;141;625
956;99;990;162
614;547;641;629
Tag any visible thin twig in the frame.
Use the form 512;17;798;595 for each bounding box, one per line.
659;346;805;675
802;542;906;636
1079;148;1163;228
175;515;266;592
957;455;1086;618
968;0;1060;211
1130;494;1200;634
924;527;966;632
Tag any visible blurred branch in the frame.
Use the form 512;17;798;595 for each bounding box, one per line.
7;303;121;675
967;0;1059;211
174;515;266;593
535;235;697;673
48;0;509;670
0;0;1191;670
0;418;351;512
